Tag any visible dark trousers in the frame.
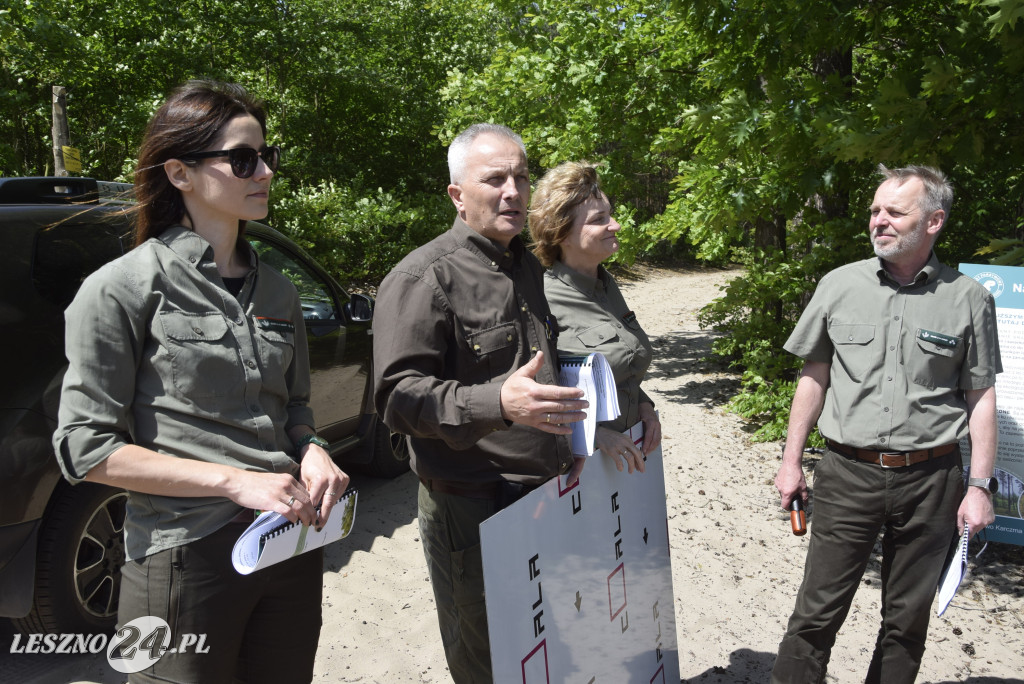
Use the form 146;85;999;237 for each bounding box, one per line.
417;481;501;684
771;448;962;684
118;521;323;683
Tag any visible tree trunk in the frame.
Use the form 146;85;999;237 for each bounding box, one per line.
51;86;70;177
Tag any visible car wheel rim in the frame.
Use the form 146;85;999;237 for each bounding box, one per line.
389;429;408;461
75;491;128;619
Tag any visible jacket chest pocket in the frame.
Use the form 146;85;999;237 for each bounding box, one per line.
908;330;964;390
827;324;876;382
465;322;518;382
159;312;239;400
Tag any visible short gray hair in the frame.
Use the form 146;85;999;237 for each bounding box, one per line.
448;123;526;184
877;164;953;222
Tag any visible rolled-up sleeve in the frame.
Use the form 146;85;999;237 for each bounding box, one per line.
373;269;506;450
54;265;145;483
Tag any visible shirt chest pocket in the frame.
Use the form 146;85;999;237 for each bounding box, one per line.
159;312;238;400
576;322;619;349
465;322;518;382
908;330;964;390
254;320;296;380
827;324;876;382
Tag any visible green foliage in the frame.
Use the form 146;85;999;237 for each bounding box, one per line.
272;183;452;288
440;1;696;265
4;0;1024;441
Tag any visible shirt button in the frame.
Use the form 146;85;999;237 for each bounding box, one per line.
247;360;256;369
598;334;605;340
894;315;900;320
887;376;893;381
473;344;481;351
491;261;497;267
506;334;513;341
193;327;203;335
189;256;196;263
848;336;854;341
889;345;895;351
880;437;887;443
884;407;890;412
235;318;243;325
531;346;537;352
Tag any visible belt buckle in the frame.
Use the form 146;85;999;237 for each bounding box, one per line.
878;452;909;468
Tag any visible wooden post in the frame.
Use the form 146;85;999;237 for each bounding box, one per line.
52;85;70;177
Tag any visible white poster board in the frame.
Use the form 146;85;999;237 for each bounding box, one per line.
481;423;680;683
959;263;1024;546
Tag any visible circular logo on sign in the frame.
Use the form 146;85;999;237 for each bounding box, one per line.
973;271;1004;298
107;616;171;674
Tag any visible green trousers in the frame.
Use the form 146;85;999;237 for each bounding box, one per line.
117;520;323;683
771;447;962;684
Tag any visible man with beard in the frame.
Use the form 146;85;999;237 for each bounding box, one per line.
770;164;1001;684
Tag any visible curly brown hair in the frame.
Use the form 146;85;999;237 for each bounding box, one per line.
528;162;603;267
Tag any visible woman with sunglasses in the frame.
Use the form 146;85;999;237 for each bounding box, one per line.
53;80;347;682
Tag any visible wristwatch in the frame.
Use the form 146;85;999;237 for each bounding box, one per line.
967;476;998;494
297;433;329;450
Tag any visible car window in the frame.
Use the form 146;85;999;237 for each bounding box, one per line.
249;238;338;321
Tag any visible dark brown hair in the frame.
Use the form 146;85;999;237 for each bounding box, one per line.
132;80;267;247
528;162;603;267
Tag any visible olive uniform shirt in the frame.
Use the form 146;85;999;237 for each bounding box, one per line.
54;225;313;560
544;260;654;434
785;253;1001;451
373;218;573;485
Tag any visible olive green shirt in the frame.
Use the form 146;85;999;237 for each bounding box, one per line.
373;218;573;485
54;225;314;560
544;261;654;433
785;254;1001;452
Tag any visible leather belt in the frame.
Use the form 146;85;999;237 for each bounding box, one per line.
419;477;499;500
826;440;957;468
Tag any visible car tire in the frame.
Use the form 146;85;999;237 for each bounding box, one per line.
12;481;128;635
362;420;410;478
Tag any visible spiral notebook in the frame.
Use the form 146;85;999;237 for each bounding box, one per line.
936;521;969;616
231;490;358;575
558;352;621;456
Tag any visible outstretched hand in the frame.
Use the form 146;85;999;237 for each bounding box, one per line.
500;351;588;434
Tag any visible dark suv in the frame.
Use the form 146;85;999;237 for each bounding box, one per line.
0;177;407;636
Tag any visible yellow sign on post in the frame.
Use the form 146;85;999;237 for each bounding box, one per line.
61;146;82;173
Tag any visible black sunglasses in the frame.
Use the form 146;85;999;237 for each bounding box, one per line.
180;145;281;178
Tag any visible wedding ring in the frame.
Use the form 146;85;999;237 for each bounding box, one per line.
545;413;551;423
287;496;296;506
325;491;339;498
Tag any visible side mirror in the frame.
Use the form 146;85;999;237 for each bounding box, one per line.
347;293;374;323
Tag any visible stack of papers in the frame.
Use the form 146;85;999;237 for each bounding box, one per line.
231;490;358;575
936;522;969;616
558;352;621;456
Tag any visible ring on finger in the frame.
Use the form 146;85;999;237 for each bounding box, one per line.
325;491;339;498
545;413;551;423
287;495;296;506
